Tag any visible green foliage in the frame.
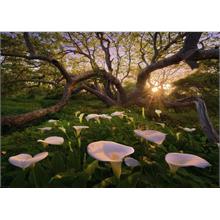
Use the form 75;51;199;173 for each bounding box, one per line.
1;95;219;188
171;64;219;115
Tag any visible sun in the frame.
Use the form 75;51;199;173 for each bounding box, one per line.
163;83;171;90
151;87;159;93
151;83;172;93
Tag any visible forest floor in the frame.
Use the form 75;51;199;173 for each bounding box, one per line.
1;94;219;187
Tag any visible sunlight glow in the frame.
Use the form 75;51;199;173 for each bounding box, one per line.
151;83;172;93
163;83;171;90
151;87;159;93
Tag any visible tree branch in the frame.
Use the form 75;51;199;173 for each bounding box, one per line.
135;33;219;91
1;52;72;82
81;83;116;106
164;96;219;143
23;32;36;55
96;32;113;72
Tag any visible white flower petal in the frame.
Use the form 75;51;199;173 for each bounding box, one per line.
9;152;48;169
85;114;100;121
38;136;64;145
32;152;49;164
9;154;33;169
155;109;162;117
124;157;140;167
179;126;196;132
73;126;89;136
134;129;166;144
99;114;112;120
111;111;125;118
87;141;134;162
73;126;89;131
38;127;52;131
165;153;211;168
48;119;59;124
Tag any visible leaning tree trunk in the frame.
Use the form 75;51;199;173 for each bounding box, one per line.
164;96;219;144
1;83;74;127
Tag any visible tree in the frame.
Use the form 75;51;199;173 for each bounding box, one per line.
1;32;219;143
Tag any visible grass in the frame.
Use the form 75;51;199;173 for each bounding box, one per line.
1;94;219;187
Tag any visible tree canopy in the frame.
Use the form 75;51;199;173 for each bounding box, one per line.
1;32;219;141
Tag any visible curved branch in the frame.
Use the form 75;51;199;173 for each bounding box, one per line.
1;52;72;82
1;83;74;127
96;32;113;72
1;70;101;127
135;33;220;91
82;83;116;106
136;47;219;91
101;70;127;104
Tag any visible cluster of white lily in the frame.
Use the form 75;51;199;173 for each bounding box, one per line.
84;111;126;122
8;109;211;180
8;135;64;170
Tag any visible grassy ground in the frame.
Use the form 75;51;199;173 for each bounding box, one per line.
1;94;219;187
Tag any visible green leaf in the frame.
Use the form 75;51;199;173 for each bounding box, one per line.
93;176;116;188
10;170;27;187
84;160;99;177
51;152;66;173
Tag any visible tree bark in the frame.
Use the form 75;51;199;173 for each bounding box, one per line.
82;84;116;106
1;70;98;127
1;32;219;129
164;96;219;143
128;36;219;105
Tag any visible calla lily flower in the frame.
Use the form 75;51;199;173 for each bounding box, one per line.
73;125;89;148
1;151;7;156
124;157;140;168
99;114;112;120
87;141;134;178
85;114;100;122
48;119;59;125
75;111;81;117
111;111;126;119
73;125;89;136
37;136;64;147
165;152;211;173
78;113;85;123
155;109;162;117
38;127;52;132
179;126;196;132
176;132;181;141
141;107;145;119
134;129;166;145
58;126;66;134
155;122;165;128
9;152;48;169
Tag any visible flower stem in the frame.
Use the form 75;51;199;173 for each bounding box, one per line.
64;132;73;152
187;133;193;146
142;107;145;119
32;166;39;187
77;137;81;148
110;162;122;179
68;140;73;152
